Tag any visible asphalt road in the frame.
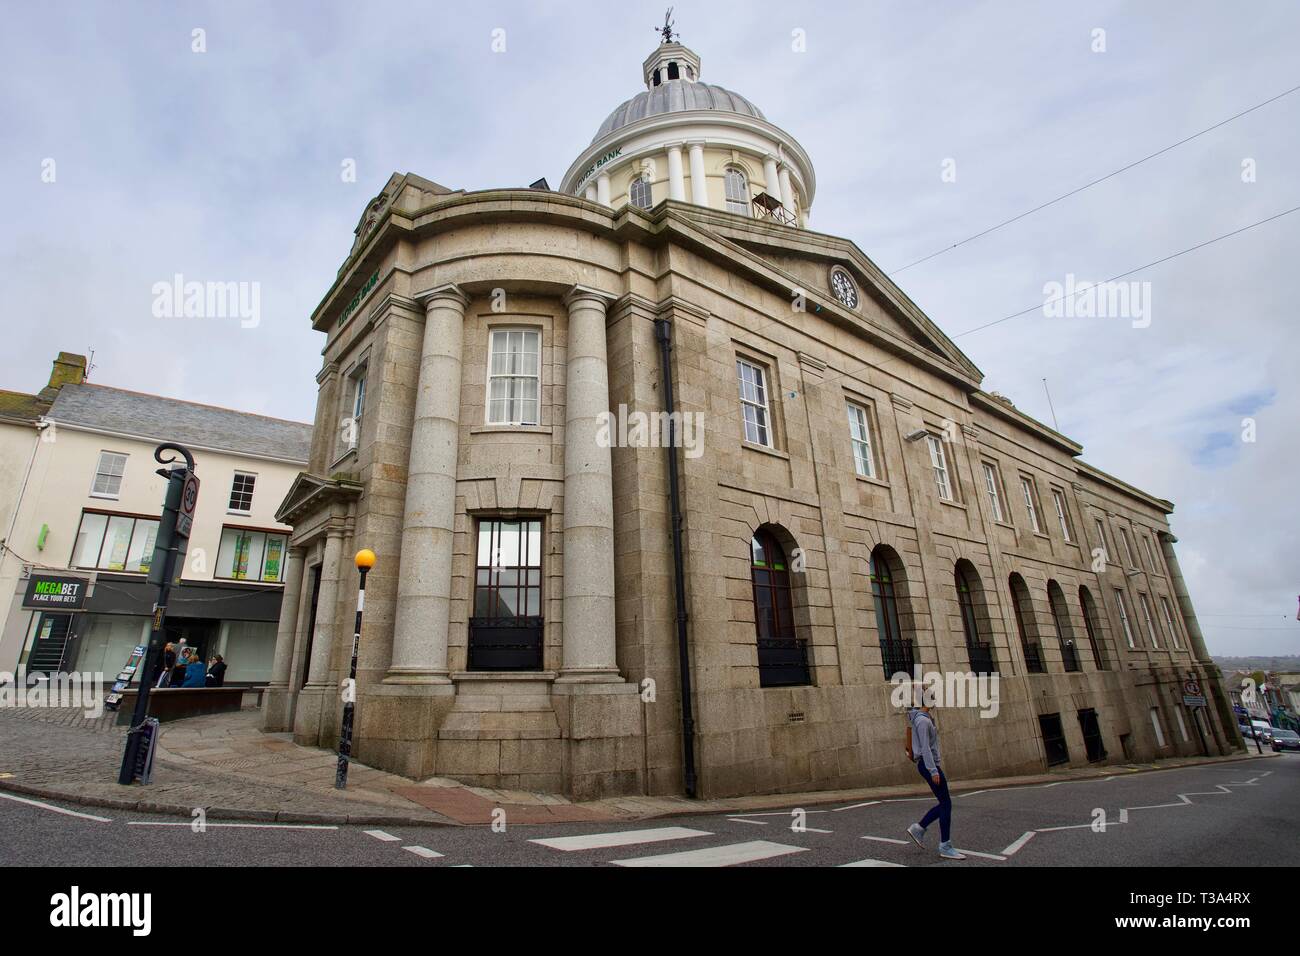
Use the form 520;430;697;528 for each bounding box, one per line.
4;756;1296;867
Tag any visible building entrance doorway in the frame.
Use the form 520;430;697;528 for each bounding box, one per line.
27;612;75;675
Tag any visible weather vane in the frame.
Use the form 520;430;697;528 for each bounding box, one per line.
657;7;677;44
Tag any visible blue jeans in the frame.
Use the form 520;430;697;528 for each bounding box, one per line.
916;760;952;843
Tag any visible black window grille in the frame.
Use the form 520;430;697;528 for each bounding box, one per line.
956;564;997;675
1079;587;1109;669
1048;581;1081;672
1010;574;1045;674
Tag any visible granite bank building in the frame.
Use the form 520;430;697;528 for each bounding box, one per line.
265;38;1240;799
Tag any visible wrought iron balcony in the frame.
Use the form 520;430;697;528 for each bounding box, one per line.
1023;641;1045;674
880;637;915;680
1061;641;1081;673
758;636;811;687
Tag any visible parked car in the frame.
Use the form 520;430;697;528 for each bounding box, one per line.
1238;722;1254;738
1269;729;1300;753
1250;719;1272;740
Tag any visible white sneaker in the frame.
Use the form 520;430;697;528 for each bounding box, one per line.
907;823;926;847
938;842;966;860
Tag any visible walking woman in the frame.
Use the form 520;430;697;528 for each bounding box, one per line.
905;703;965;860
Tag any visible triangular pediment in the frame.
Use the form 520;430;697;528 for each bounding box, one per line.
664;203;983;384
275;471;362;526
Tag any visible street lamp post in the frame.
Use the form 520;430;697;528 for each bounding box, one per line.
335;548;374;789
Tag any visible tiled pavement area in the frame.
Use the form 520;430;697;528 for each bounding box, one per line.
0;706;1269;826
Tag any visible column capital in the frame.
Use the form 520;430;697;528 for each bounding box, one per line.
563;285;617;310
415;283;470;311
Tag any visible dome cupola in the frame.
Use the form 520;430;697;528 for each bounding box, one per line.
561;25;816;228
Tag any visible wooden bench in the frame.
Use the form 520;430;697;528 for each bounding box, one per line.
113;687;246;725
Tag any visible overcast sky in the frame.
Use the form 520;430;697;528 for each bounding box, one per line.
2;1;1296;655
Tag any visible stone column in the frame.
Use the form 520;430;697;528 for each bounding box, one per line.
387;284;469;685
1157;532;1211;663
268;547;305;686
762;155;782;203
688;142;708;206
778;166;795;215
304;530;344;686
585;184;597;202
596;174;611;206
262;546;305;730
667;145;686;202
558;286;619;682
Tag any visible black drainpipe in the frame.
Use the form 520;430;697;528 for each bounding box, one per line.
654;317;698;798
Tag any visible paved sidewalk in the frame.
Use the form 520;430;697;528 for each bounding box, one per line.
0;706;1272;826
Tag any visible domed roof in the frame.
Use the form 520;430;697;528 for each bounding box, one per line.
592;79;766;144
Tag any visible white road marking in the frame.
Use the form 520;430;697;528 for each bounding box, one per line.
531;826;712;851
861;835;909;845
402;845;443;859
127;821;338;830
363;829;401;842
0;791;110;823
833;800;880;811
954;848;1007;861
842;858;906;867
798;827;834;834
1002;831;1036;855
723;808;830;817
611;840;809;867
727;818;769;826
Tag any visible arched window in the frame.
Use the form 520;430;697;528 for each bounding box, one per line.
1048;580;1080;672
751;529;809;686
955;561;995;674
667;61;680;80
1009;573;1044;673
871;545;912;678
629;176;652;210
724;167;751;216
1079;586;1108;669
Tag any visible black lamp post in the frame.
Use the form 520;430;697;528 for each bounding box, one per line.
335;548;374;789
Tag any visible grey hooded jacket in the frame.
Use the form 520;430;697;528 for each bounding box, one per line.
908;707;942;776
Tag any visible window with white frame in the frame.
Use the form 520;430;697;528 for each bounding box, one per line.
1114;588;1135;648
343;364;367;450
1051;488;1074;542
1020;476;1042;533
1142;533;1159;573
724;167;750;215
1118;526;1137;568
228;472;256;513
91;451;128;498
981;462;1005;523
629;176;652;209
1150;707;1166;748
1158;595;1183;650
736;358;772;446
925;434;953;501
846;402;877;478
1093;517;1110;564
487;329;541;425
1138;592;1160;648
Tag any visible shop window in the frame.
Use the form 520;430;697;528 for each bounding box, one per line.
469;518;543;670
215;527;288;582
72;511;158;574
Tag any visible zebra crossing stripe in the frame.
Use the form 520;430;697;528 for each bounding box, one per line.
611;840;809;867
842;858;906;867
364;829;401;842
530;826;711;851
403;845;443;859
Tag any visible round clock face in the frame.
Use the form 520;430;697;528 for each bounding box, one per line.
830;268;859;308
